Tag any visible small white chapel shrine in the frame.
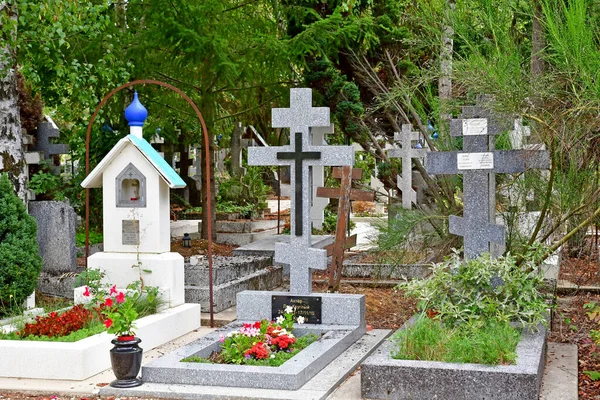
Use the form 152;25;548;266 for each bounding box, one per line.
81;92;186;307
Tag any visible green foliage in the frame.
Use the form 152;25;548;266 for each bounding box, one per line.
391;315;520;365
75;230;103;247
584;370;600;381
0;174;43;316
398;252;548;329
217;168;270;217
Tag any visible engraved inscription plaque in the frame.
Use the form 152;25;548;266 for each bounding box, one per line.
272;295;322;324
122;220;140;245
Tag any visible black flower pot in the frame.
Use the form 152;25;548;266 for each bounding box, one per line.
109;336;143;388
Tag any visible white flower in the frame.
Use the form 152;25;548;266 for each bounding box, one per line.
285;306;294;314
270;354;275;359
276;316;285;324
297;316;305;324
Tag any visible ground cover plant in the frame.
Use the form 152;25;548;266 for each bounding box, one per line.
182;306;317;367
392;251;548;365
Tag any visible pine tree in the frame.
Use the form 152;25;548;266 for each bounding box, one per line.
0;173;42;313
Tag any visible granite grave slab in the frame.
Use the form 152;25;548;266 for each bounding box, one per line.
361;317;546;400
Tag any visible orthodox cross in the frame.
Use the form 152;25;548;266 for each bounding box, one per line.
317;166;374;290
425;112;549;260
388;124;427;209
248;89;354;294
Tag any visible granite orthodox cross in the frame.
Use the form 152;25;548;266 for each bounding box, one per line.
388;124;427;209
248;88;354;294
425;117;550;259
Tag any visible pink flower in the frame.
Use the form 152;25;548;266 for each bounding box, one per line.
116;292;125;303
219;334;225;343
83;286;90;297
103;318;113;329
110;285;117;295
104;297;113;307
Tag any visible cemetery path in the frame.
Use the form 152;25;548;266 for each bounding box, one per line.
550;243;600;399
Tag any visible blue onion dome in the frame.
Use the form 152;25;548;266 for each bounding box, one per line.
124;91;148;126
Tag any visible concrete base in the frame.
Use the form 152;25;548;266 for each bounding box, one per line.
184;256;283;313
88;252;184;307
171;220;201;238
217;228;278;246
37;271;81;299
141;323;365;390
361;322;547;400
540;342;578;400
185;267;283;313
0;303;200;381
233;235;334;257
101;329;389;400
341;263;430;280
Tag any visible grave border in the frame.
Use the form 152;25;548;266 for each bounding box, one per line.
0;303;200;380
361;317;546;400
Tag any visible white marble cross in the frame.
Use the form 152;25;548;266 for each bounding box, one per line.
248;89;354;294
388;124;427;209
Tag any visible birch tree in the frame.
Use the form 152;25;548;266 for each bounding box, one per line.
0;1;26;201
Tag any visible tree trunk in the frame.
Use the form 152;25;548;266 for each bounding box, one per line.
200;99;217;241
0;1;27;202
438;0;455;124
530;0;545;79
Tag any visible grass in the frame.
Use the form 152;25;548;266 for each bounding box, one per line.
182;334;319;367
391;316;520;365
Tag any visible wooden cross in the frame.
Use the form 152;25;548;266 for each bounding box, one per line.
316;166;374;290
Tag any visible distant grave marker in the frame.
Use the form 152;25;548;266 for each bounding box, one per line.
388;124;427;209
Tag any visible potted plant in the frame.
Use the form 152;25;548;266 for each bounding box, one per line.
88;284;143;388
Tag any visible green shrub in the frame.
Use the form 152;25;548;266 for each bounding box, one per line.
0;173;43;315
398;251;548;329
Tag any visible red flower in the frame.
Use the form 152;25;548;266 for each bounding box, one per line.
104;298;113;307
272;334;296;350
253;321;261;329
243;323;251;329
110;285;117;295
116;292;125;303
245;342;269;359
104;318;113;329
83;286;90;297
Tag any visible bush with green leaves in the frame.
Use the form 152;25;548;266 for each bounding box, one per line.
0;173;43;315
398;251;548;329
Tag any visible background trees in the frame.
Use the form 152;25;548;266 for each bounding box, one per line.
5;0;600;256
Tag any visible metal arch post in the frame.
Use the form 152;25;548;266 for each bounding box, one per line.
84;79;215;327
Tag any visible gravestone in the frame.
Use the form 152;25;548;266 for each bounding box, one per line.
248;88;354;294
426;115;550;259
28;201;77;273
388;124;427;209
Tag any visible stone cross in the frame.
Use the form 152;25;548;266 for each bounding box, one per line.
388;124;427;209
248;88;354;294
425;115;550;259
310;124;334;229
32;121;69;160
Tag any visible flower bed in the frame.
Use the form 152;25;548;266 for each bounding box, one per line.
0;303;200;380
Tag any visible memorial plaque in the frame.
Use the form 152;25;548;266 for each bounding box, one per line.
272;295;322;324
457;152;494;170
462;118;487;136
122;220;140;245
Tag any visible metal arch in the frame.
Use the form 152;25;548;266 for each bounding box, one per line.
84;79;216;327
